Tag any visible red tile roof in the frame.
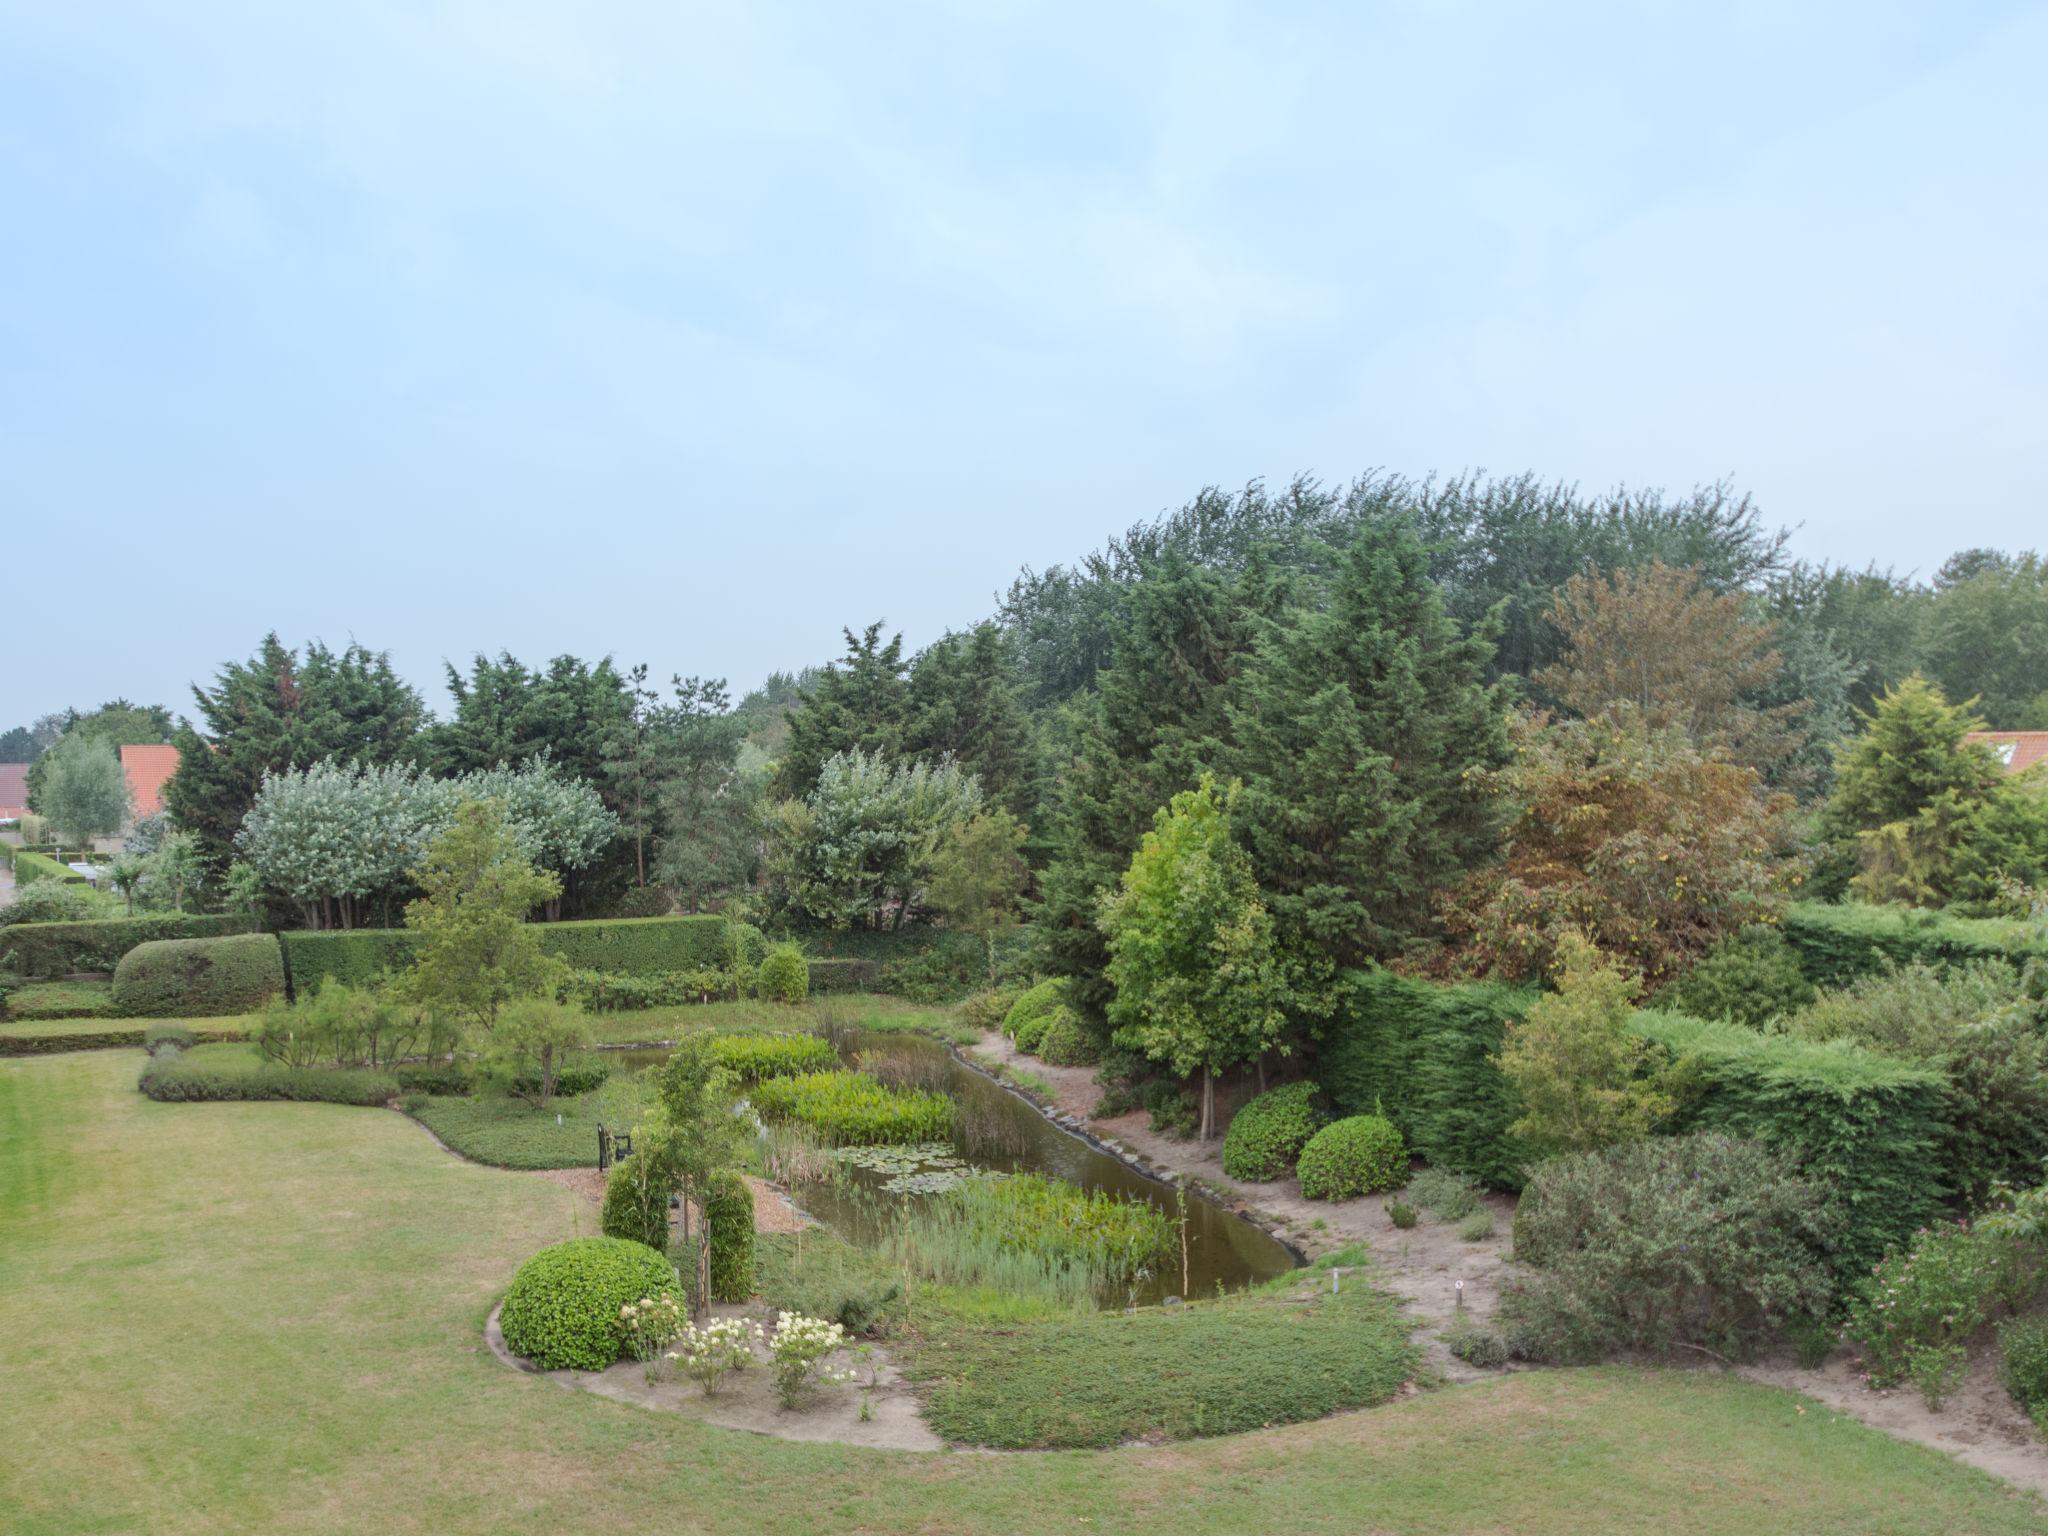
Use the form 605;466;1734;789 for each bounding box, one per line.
119;743;181;818
1966;731;2048;776
0;762;25;820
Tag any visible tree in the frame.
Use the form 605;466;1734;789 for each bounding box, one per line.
147;830;207;913
0;713;69;763
1822;675;2048;908
1922;553;2048;728
1442;712;1797;986
166;634;425;871
772;749;983;929
482;998;594;1107
1763;561;1927;717
394;800;567;1036
1098;778;1288;1141
107;855;147;916
652;676;755;912
1223;520;1509;1011
36;736;131;846
637;1031;751;1314
24;699;176;808
926;809;1030;980
1536;561;1803;776
905;624;1038;820
425;652;631;787
465;755;619;919
601;663;665;887
770;622;910;800
237;760;457;930
1496;934;1674;1160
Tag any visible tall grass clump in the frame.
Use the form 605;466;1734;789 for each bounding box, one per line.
710;1031;838;1081
889;1173;1174;1305
749;1069;957;1145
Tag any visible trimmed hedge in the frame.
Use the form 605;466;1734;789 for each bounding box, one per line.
1035;1007;1098;1066
498;1236;682;1371
600;1159;673;1251
11;849;87;887
1631;1010;1949;1282
705;1170;756;1302
138;1056;398;1103
1780;901;2047;988
1004;979;1066;1054
1221;1081;1326;1183
1;914;251;979
1316;968;1537;1190
1297;1114;1407;1200
281;916;731;996
112;934;286;1018
805;957;879;994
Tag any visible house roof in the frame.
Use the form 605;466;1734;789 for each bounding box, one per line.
0;762;26;819
1965;731;2048;776
119;743;181;818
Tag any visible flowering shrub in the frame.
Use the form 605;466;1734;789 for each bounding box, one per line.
1846;1219;2028;1393
617;1293;685;1380
669;1317;764;1396
768;1311;856;1408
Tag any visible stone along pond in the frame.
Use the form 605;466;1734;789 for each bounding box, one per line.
603;1025;1299;1306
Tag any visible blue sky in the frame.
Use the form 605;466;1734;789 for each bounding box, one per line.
4;2;2043;725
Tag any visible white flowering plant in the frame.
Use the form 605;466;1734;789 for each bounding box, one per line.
668;1317;764;1397
768;1311;857;1409
617;1294;686;1381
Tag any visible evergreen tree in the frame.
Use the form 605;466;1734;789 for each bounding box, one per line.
1224;522;1509;1007
652;676;757;912
1922;553;2048;728
426;652;631;787
165;634;425;872
770;622;911;800
905;623;1037;819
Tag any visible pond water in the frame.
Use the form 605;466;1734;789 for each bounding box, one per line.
599;1027;1298;1305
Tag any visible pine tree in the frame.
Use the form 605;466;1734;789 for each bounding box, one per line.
905;623;1038;820
771;622;910;800
1224;523;1509;1006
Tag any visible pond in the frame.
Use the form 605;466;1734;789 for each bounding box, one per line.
600;1026;1299;1306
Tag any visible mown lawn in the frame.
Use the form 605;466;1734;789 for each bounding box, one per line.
4;1049;2045;1535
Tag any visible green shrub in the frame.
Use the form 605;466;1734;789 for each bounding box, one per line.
705;1170;756;1302
1845;1220;2034;1389
570;968;730;1011
4;980;113;1019
510;1060;608;1099
956;987;1020;1034
1456;1210;1495;1242
757;944;809;1004
1317;967;1535;1190
144;1023;194;1054
1387;1201;1418;1229
1141;1079;1197;1138
1405;1167;1482;1222
1445;1320;1510;1369
2000;1317;2048;1421
749;1070;957;1145
1;913;250;978
600;1159;672;1251
138;1057;397;1104
1222;1082;1326;1182
112;933;285;1018
1033;1006;1097;1066
1660;924;1816;1028
1296;1115;1406;1200
283;916;732;996
1003;979;1065;1054
1503;1132;1840;1364
1631;1010;1949;1282
710;1032;837;1081
1780;900;2046;988
497;1236;682;1371
805;957;878;994
392;1062;473;1095
0;880;99;933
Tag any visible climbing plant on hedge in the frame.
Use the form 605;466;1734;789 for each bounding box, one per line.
705;1171;756;1302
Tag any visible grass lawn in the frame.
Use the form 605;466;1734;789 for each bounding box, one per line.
408;1080;651;1169
0;1013;252;1053
3;1052;2045;1534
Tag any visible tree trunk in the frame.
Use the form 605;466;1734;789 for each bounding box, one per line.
540;1042;555;1106
1201;1067;1215;1141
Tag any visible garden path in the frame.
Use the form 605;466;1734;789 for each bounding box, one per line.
970;1029;1513;1383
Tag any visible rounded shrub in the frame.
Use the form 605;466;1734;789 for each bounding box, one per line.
1003;978;1065;1054
112;933;285;1018
1221;1081;1325;1182
757;944;809;1004
705;1170;756;1303
1034;1006;1098;1066
2001;1317;2048;1419
600;1160;672;1252
1296;1115;1406;1201
498;1236;681;1371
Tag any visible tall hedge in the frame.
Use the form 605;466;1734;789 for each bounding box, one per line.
1316;967;1537;1190
281;915;729;995
2;914;251;979
12;849;86;887
1780;901;2045;988
1631;1010;1948;1281
112;933;287;1018
705;1170;756;1303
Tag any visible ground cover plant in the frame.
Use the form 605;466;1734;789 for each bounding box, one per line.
748;1068;956;1144
7;1050;2048;1533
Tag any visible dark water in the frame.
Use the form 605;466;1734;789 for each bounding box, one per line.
597;1028;1298;1304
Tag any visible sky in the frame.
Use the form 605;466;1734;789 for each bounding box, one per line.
4;2;2044;728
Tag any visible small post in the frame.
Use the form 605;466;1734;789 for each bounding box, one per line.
1332;1268;1341;1294
1455;1278;1465;1312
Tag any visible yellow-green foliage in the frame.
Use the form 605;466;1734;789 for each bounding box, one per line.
749;1069;956;1145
